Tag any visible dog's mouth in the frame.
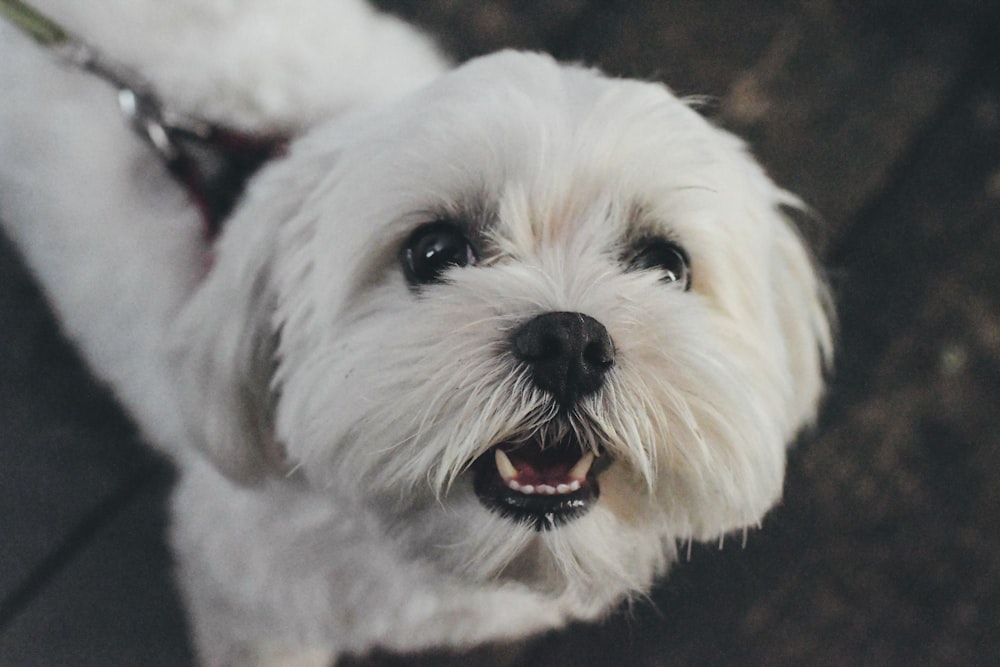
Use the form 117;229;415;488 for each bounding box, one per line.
472;437;608;531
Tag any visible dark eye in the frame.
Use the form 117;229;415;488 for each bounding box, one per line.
401;221;477;286
627;239;691;289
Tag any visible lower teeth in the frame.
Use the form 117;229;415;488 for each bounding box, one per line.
507;479;581;495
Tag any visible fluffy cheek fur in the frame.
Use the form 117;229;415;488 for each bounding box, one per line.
274;264;786;605
280;258;783;518
170;51;831;613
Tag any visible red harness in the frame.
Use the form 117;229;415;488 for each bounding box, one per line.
164;126;287;241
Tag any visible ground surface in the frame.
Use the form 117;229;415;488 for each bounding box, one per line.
2;1;999;665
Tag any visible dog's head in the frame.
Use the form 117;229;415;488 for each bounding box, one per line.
170;51;832;612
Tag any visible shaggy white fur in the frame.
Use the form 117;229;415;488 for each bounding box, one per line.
0;1;833;665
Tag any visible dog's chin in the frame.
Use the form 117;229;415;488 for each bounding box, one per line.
470;434;611;531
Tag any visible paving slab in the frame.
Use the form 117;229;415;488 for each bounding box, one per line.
0;470;194;667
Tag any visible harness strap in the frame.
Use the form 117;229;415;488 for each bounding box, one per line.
1;0;287;240
168;127;286;240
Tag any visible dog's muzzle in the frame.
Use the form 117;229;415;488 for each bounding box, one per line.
472;311;615;530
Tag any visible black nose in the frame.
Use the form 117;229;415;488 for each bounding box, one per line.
511;311;615;408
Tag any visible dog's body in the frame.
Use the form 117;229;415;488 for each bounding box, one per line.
0;2;832;664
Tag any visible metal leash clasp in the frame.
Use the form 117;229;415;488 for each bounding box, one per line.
117;86;194;163
1;0;208;162
53;38;212;164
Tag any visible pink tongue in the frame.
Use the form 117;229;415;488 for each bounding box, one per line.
505;446;577;486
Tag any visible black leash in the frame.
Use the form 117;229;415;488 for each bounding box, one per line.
1;0;287;238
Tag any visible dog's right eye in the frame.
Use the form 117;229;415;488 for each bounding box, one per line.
625;239;692;290
401;221;477;286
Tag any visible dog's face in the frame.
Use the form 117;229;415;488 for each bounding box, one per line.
171;51;831;613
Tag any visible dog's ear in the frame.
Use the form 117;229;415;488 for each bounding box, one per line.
714;138;834;433
168;167;310;483
768;197;835;432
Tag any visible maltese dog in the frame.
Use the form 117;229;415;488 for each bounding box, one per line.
0;0;832;664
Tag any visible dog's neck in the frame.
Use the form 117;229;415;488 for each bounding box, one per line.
1;0;287;239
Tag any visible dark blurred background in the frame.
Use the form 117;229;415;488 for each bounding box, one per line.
2;1;999;664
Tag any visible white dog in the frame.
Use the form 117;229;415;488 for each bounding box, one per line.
0;1;833;664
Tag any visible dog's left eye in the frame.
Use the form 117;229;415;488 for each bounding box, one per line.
402;221;477;286
627;239;692;290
